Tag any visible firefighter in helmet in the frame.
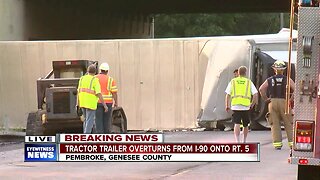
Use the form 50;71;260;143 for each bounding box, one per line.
259;60;295;150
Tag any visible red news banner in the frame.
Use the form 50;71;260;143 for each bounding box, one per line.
58;134;260;162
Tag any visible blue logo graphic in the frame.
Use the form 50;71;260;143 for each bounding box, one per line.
24;144;57;162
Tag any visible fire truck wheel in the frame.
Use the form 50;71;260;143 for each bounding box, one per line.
298;165;320;180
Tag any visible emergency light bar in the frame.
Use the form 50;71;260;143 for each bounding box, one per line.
294;121;314;151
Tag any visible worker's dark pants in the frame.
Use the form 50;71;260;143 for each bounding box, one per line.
268;98;293;148
95;103;113;133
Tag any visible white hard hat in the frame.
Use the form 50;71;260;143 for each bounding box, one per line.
99;63;110;71
272;60;286;70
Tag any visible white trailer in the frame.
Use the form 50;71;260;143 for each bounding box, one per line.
198;30;297;129
0;30;296;133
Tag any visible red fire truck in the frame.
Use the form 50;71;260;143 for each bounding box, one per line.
289;5;320;179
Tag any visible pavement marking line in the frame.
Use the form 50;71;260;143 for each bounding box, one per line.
169;169;191;177
9;163;36;168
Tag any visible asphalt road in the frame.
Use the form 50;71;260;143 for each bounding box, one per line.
0;131;297;180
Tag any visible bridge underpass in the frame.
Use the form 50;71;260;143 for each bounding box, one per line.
1;0;291;40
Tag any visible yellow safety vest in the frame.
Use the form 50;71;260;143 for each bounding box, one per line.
78;74;101;110
230;77;251;107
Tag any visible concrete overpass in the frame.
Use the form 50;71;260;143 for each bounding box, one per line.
1;0;291;40
84;0;291;13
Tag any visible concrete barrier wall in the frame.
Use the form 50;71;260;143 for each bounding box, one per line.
0;39;209;131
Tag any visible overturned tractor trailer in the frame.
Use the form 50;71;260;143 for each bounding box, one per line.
198;29;297;130
0;31;296;133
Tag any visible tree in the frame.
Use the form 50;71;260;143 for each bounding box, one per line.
154;13;290;38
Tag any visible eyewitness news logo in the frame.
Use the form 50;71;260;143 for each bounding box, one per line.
24;144;57;161
24;136;57;162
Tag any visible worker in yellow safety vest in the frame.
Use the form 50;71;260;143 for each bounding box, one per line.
233;68;250;131
225;66;258;143
77;65;107;134
259;60;295;150
95;62;118;133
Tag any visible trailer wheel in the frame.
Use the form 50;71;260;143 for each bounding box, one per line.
26;112;44;136
298;165;320;180
112;107;127;133
250;118;269;130
119;108;127;133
